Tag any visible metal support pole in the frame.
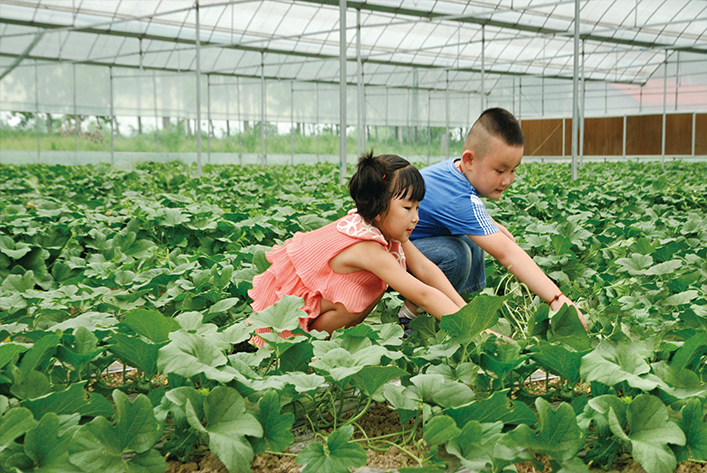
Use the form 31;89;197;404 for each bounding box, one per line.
110;66;114;165
661;51;667;171
207;74;211;163
623;115;627;158
316;83;320;162
579;40;585;169
427;91;431;164
73;63;78;165
236;76;242;165
291;80;295;165
570;0;580;181
445;70;450;160
261;52;266;167
692;112;697;158
339;0;348;184
481;25;485;113
195;0;203;175
34;60;40;163
356;8;364;156
153;71;159;153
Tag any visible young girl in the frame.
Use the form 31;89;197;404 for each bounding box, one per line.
248;152;467;345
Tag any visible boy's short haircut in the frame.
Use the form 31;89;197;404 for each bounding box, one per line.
464;108;524;156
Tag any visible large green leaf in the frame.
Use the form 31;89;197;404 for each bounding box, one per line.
580;341;661;391
608;394;686;473
423;415;460;446
531;341;589;385
444;390;537;427
674;398;707;462
505;398;584;462
109;332;162;377
297;425;367;473
22;382;114;420
68;391;164;473
351;365;408;397
123;309;180;344
251;390;295;454
186;386;263;473
24;413;82;472
247;295;305;333
157;330;238;383
439;294;505;345
0;407;37;450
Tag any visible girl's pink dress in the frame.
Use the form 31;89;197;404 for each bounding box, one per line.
248;211;406;344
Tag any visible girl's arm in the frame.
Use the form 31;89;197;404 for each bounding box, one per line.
402;240;466;308
338;241;462;319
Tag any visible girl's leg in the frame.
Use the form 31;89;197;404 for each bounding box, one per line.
309;293;384;335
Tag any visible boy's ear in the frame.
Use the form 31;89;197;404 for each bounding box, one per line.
461;149;475;166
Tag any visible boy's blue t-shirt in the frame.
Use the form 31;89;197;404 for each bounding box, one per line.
411;158;499;239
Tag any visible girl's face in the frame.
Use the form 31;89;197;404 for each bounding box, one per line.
374;193;420;243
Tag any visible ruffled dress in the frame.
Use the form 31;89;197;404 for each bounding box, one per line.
248;211;406;344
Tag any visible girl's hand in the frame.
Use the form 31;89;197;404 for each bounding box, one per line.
551;295;588;330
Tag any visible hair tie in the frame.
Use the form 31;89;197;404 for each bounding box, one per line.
382;174;386;179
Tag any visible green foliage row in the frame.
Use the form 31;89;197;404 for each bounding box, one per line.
0;160;705;473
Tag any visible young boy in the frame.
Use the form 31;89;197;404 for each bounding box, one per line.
401;107;587;329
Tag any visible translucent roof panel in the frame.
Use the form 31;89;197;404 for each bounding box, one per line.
1;0;706;92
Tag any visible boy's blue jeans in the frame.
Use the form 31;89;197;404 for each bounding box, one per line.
411;235;486;294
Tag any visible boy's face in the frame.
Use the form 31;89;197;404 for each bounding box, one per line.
460;135;523;200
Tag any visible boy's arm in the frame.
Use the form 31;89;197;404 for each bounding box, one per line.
403;240;466;309
469;232;587;329
491;218;515;243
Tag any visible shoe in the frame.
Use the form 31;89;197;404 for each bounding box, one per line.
399;317;413;338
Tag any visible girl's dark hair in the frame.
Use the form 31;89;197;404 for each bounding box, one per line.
348;150;425;222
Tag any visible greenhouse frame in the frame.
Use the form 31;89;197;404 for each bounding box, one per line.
1;0;706;178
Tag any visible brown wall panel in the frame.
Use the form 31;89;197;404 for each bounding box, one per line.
583;117;623;156
626;115;663;155
696;114;707;155
521;119;564;156
665;113;693;155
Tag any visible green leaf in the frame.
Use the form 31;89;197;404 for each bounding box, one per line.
532;341;589;385
112;390;161;453
190;386;263;473
309;345;388;383
22;382;114;420
68;415;165;473
247;295;304;333
208;297;239;314
18;331;61;376
609;394;686;473
423;415;460;446
297;425;367;473
124;309;180;344
24;412;82;471
446;421;514;472
0;407;37;449
505;398;584;462
580;341;660;391
444;390;537;427
161;208;190;227
548;304;590;351
157;330;238;383
439;294;505;345
251;390;295;454
109;332;162;377
616;254;653;275
351;366;408;397
675;398;707;461
0;344;28;370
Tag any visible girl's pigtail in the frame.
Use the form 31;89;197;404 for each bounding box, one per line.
349;150;391;222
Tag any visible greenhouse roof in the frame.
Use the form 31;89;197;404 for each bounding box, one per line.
1;0;706;92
